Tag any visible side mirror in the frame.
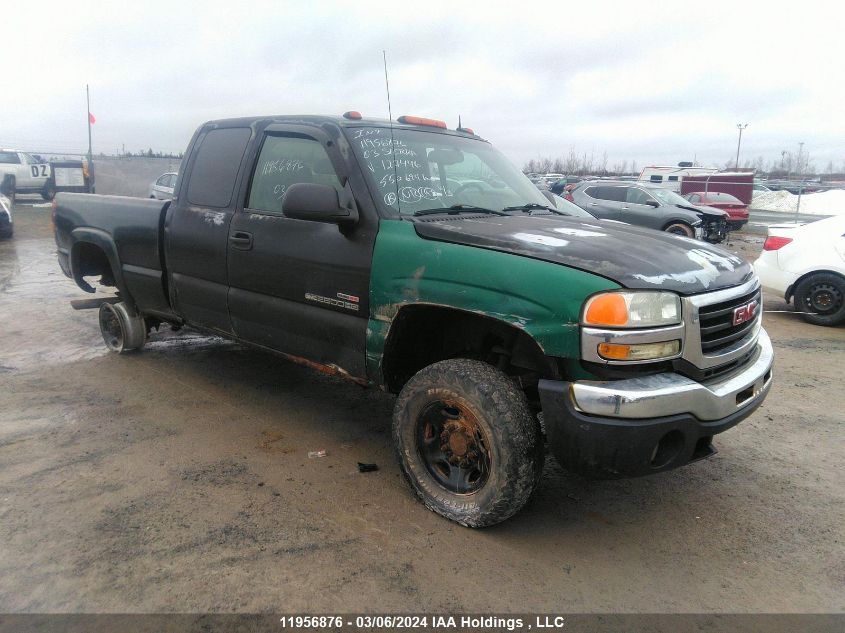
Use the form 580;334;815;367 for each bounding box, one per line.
645;200;659;208
282;183;359;226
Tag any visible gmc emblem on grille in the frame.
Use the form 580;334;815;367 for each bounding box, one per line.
733;300;759;326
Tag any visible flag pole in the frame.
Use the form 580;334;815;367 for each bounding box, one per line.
86;84;95;192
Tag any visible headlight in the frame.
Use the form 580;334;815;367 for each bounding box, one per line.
582;291;681;328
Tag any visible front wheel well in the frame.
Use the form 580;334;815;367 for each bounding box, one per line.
381;304;558;396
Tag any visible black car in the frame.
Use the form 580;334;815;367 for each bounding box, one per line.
567;181;728;243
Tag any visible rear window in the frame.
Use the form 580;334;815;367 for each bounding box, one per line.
187;128;251;208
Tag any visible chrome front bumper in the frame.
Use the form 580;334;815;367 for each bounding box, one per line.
571;328;773;421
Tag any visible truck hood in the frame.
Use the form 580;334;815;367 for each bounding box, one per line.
412;214;753;296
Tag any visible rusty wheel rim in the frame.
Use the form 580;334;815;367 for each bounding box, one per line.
416;399;491;495
99;305;123;351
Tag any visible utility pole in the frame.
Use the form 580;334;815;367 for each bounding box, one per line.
735;123;748;169
86;84;95;193
796;141;804;178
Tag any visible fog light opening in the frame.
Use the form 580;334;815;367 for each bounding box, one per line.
736;385;755;406
650;430;685;469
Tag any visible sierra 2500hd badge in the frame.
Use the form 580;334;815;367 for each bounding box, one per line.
305;292;360;312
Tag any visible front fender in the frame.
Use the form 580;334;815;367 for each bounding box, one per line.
366;220;619;381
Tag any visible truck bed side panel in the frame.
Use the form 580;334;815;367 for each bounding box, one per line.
54;193;171;314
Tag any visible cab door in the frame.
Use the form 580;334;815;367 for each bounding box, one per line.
226;125;377;378
21;153;49;189
165;125;252;333
620;186;662;227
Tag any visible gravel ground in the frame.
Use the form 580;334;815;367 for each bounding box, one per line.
0;207;842;613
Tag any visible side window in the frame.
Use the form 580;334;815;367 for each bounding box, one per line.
688;194;700;203
156;174;170;186
584;186;600;199
247;134;342;214
650;175;663;182
167;174;177;188
667;175;678;182
187;127;251;208
626;187;653;205
0;152;21;164
593;186;626;202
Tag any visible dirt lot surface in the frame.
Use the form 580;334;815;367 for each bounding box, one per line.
0;206;843;613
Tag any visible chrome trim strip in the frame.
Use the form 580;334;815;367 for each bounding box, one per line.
581;323;685;364
571;328;773;421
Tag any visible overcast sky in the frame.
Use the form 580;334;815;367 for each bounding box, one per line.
5;1;843;171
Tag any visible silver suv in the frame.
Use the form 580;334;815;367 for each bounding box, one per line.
569;181;728;243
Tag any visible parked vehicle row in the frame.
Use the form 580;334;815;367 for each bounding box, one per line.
54;111;773;526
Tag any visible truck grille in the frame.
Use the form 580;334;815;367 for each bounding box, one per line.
698;287;761;354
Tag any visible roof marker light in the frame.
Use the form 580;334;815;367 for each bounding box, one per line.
397;115;447;129
343;111;362;120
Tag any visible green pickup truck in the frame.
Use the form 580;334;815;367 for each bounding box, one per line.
54;112;774;526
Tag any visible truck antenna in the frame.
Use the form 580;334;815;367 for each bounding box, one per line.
382;50;401;213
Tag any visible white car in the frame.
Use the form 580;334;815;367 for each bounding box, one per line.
149;172;177;200
754;215;845;326
0;149;53;199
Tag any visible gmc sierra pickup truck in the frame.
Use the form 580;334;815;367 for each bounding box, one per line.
54;113;774;527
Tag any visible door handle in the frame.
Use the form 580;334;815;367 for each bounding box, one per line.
229;231;253;249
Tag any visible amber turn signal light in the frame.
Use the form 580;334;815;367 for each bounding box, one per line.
598;340;680;361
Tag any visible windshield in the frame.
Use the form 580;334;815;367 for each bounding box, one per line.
348;127;550;215
650;188;690;206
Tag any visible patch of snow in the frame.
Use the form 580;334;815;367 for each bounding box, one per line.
751;189;845;216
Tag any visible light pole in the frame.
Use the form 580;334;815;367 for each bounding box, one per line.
735;123;748;169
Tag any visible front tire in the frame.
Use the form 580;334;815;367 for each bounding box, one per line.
794;273;845;326
393;359;544;528
664;222;695;238
41;183;56;201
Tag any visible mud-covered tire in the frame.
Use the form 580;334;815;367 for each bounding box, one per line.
794;272;845;326
664;222;695;238
98;301;147;353
393;359;544;528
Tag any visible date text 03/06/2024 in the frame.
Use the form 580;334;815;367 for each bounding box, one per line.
278;615;567;630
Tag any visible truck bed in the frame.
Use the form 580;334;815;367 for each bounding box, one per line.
54;193;172;315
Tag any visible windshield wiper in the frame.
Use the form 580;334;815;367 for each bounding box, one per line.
412;204;508;217
501;203;563;215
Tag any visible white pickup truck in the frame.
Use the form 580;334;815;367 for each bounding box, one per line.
0;149;53;200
